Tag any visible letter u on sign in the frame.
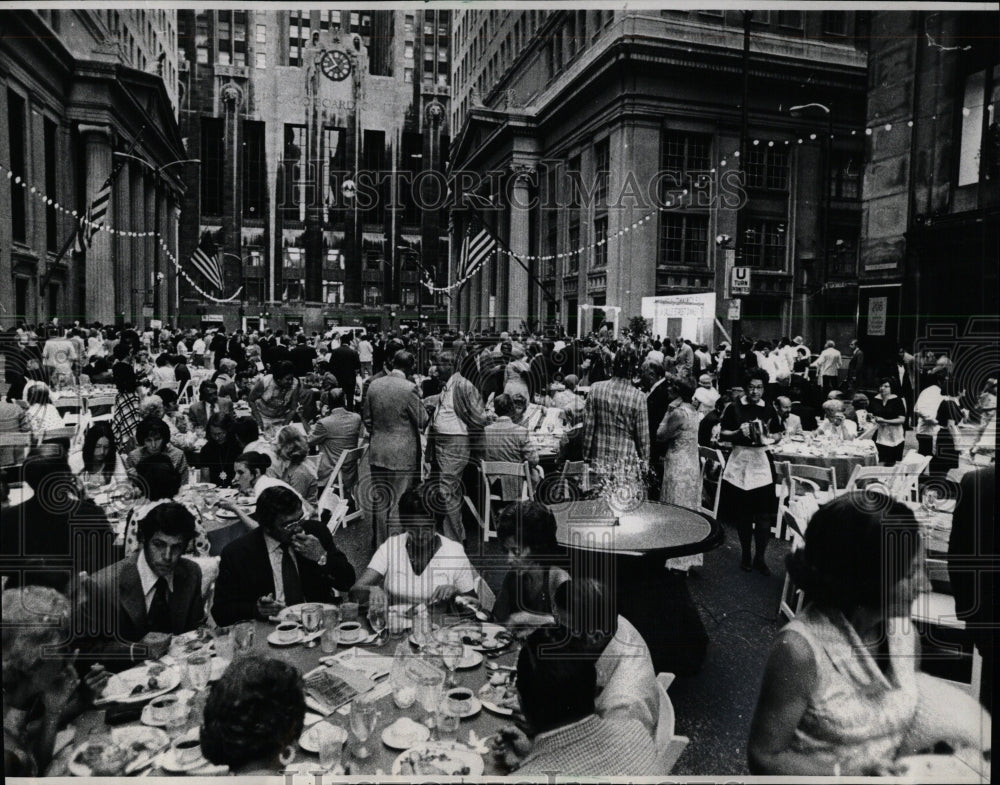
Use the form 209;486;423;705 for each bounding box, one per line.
730;266;751;297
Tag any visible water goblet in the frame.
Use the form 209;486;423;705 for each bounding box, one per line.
435;700;461;741
367;605;387;647
349;694;379;760
186;651;212;692
440;639;464;688
233;621;255;655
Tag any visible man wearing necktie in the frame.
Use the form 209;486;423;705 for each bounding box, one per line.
211;486;356;626
78;503;205;671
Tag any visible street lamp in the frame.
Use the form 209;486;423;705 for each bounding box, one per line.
788;103;833;344
113;153;201;324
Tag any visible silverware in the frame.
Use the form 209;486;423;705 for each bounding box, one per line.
484;662;516;673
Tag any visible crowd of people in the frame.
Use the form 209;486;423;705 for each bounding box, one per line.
0;317;995;777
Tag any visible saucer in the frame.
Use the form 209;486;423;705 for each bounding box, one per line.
267;629;305;646
159;747;210;773
381;718;431;750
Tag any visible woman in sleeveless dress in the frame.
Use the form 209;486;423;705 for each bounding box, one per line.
657;378;703;570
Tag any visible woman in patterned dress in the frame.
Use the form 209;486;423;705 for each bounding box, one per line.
657;378;703;571
748;494;989;775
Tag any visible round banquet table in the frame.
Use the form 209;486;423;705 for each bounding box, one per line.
770;442;878;487
50;617;520;777
550;499;723;675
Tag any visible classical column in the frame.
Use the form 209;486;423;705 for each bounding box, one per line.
113;151;130;320
79;125;115;323
506;167;533;331
157;189;170;321
130;165;144;324
144;171;156;325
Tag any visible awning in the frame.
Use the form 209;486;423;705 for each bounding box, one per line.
325;231;345;244
401;234;421;245
362;231;384;244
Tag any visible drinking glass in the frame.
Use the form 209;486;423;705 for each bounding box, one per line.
186;652;212;692
440;640;464;687
212;626;234;661
321;608;341;654
233;621;255;655
340;601;359;623
367;606;387;647
348;694;379;759
317;723;346;771
301;604;323;635
435;700;461;741
415;665;446;728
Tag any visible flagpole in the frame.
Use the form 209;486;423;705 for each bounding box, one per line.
467;208;557;306
39;124;147;299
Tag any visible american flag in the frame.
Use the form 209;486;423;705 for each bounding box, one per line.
190;245;224;291
459;222;497;280
73;180;112;253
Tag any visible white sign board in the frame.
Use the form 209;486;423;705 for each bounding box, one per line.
641;292;716;345
730;266;751;297
727;300;742;321
868;296;888;336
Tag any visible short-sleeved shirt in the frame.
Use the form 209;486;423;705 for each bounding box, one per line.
366;533;477;604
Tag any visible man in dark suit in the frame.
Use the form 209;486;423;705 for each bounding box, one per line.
186;380;224;429
329;339;362;411
290;334;318;377
948;464;996;710
643;360;672;500
212;486;355;626
362;338;403;405
79;502;204;670
208;329;228;370
362;350;427;546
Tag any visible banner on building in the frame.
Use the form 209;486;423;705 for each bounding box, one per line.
867;296;888;336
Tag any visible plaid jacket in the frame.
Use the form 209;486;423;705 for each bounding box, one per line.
583;378;650;470
516;714;659;776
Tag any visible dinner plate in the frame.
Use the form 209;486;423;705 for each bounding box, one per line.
448;696;482;718
100;663;181;704
478;682;518;716
68;726;168;777
186;482;215;492
169;628;215;657
391;742;485;776
462;623;513;652
160;747;213;774
298;721;349;753
278;603;339;623
381;718;431;750
455;646;484;669
214;508;240;519
139;689;196;727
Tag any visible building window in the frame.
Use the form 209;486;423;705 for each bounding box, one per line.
404;15;414;37
402;286;417;307
404;43;414;59
821;11;848;36
363;285;382;307
7;89;26;242
594;137;610;205
281;124;307;222
829;149;862;199
201;118;225;216
777;11;803;29
234;50;246;67
745;145;789;190
256;23;266;43
958;65;1000;187
323;281;344;304
218;50;231;65
567;217;580;274
218;21;230;39
743;218;787;269
593;216;608;268
242;120;266;219
658;214;709;267
662;131;712;180
44;117;58;252
404;67;413;83
256;52;266;68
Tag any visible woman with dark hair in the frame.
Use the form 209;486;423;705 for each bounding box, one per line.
493;500;571;631
69;422;126;487
24;384;64;434
195;412;242;486
200;655;306;774
350;484;478;605
657;377;703;571
748;494;989;775
718;367;776;574
111;364;142;453
930;374;966;478
870;377;907;465
121;453;209;558
126;416;188;480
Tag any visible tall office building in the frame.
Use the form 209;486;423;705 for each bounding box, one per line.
0;10;184;326
450;10;868;346
176;8;452;334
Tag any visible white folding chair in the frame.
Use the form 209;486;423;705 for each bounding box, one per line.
698;446;725;520
318;444;367;527
479;460;534;543
0;432;34;469
654;672;689;774
85;394;117;422
844;465;901;498
558;460;590;498
911;591;983;701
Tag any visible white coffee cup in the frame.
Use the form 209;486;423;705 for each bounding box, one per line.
276;621;301;642
336;621;362;643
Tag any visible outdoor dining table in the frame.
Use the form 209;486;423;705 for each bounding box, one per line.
549;498;723;675
770;437;878;487
48;615;519;777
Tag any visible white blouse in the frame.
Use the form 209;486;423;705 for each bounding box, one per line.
367;533;478;605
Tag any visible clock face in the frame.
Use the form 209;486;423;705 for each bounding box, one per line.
320;50;352;81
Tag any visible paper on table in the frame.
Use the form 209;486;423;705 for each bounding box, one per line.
321;647;394;680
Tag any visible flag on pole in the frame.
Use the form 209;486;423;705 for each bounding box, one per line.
73;181;112;252
460;223;496;280
190;245;224;291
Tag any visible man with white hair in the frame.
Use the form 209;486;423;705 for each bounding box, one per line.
811;340;842;392
693;374;720;415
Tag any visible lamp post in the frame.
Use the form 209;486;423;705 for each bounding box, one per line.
114;153;200;324
788;103;833;345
